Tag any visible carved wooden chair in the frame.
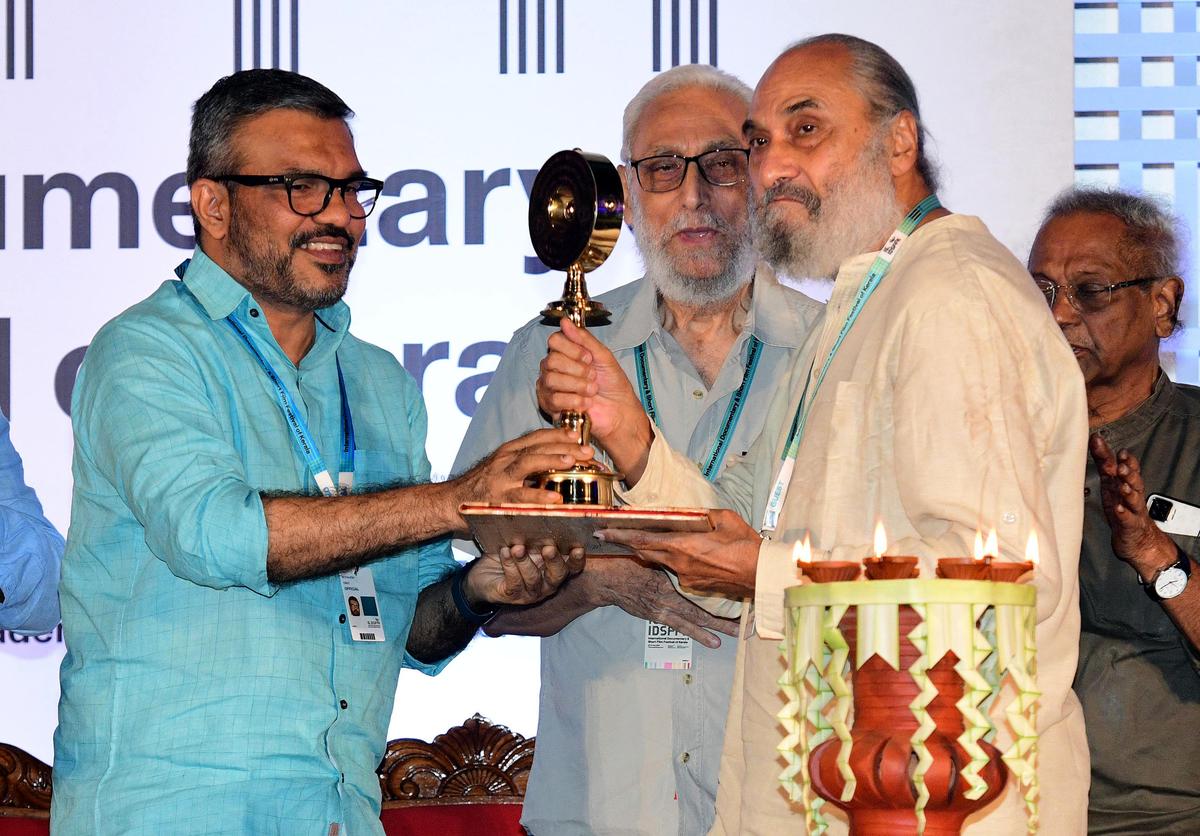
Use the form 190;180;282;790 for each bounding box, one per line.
379;713;532;834
0;714;533;836
0;741;51;835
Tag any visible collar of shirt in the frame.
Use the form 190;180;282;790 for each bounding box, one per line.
831;214;986;286
603;261;813;354
822;215;986;342
180;247;351;370
1096;370;1175;451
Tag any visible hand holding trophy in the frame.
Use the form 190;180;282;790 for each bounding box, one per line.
461;149;712;556
526;149;624;506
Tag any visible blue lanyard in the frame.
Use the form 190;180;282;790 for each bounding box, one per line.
633;334;763;482
762;194;941;531
225;315;356;497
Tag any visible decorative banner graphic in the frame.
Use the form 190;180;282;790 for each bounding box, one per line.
233;0;300;72
4;0;34;80
499;0;565;75
651;0;718;70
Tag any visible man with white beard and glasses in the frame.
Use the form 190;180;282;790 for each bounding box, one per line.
536;35;1090;833
452;64;822;835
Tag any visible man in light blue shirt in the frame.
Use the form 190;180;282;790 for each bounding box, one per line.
0;412;63;635
453;66;823;836
53;69;586;836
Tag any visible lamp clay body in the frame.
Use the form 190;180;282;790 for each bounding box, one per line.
807;606;1008;834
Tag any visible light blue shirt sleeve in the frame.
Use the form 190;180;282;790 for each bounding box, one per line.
73;317;274;596
0;412;64;634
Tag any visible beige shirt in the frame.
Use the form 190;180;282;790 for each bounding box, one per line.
622;215;1090;834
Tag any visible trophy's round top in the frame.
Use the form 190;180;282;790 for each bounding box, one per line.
528;149;623;272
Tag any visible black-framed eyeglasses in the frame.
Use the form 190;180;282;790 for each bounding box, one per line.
213;173;385;219
629;148;751;193
1033;276;1166;314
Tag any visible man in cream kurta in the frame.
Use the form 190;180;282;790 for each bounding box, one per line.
619;213;1089;834
536;35;1089;835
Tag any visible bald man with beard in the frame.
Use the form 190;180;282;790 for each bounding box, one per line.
537;35;1090;834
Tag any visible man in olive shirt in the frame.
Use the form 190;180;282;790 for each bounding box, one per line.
1030;186;1200;833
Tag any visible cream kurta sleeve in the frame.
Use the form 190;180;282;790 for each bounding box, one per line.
618;344;816;619
617;423;746;618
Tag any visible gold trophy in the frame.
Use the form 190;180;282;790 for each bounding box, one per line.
458;148;712;556
527;149;624;505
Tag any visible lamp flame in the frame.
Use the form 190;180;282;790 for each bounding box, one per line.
985;528;999;559
1026;530;1040;565
793;533;812;566
973;530;985;562
873;520;887;558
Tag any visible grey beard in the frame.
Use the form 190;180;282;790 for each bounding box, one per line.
630;195;755;308
643;236;755;307
751;147;903;281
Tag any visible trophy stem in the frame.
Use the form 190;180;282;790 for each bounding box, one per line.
535;380;623;506
563;263;589;327
541;262;613;325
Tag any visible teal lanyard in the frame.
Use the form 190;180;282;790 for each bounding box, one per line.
174;258;357;498
761;195;941;531
634;333;763;481
226;315;356;497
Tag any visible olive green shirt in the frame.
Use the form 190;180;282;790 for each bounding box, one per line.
1075;372;1200;834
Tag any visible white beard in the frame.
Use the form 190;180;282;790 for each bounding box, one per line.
629;189;756;307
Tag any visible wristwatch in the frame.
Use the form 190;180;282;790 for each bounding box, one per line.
1141;544;1192;602
451;560;499;625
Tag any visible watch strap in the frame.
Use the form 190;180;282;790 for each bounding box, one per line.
452;560;499;625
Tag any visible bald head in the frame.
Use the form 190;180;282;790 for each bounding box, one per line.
760;34;937;192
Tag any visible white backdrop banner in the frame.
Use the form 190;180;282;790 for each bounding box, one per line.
0;0;1072;763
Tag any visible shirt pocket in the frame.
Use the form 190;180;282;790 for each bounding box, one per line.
352;447;415;492
815;381;871;520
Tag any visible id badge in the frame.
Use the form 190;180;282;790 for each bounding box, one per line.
339;567;386;642
644;620;692;669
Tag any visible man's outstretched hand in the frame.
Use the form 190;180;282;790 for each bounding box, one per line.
586;556;739;647
450;427;594;533
597;508;762;598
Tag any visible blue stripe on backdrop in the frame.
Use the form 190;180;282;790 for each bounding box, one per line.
1074;0;1200;382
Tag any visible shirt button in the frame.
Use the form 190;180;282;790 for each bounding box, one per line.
683;674;694;685
339;614;346;624
340;699;348;709
679;752;690;764
692;389;704;399
249;308;260;318
1001;512;1017;524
